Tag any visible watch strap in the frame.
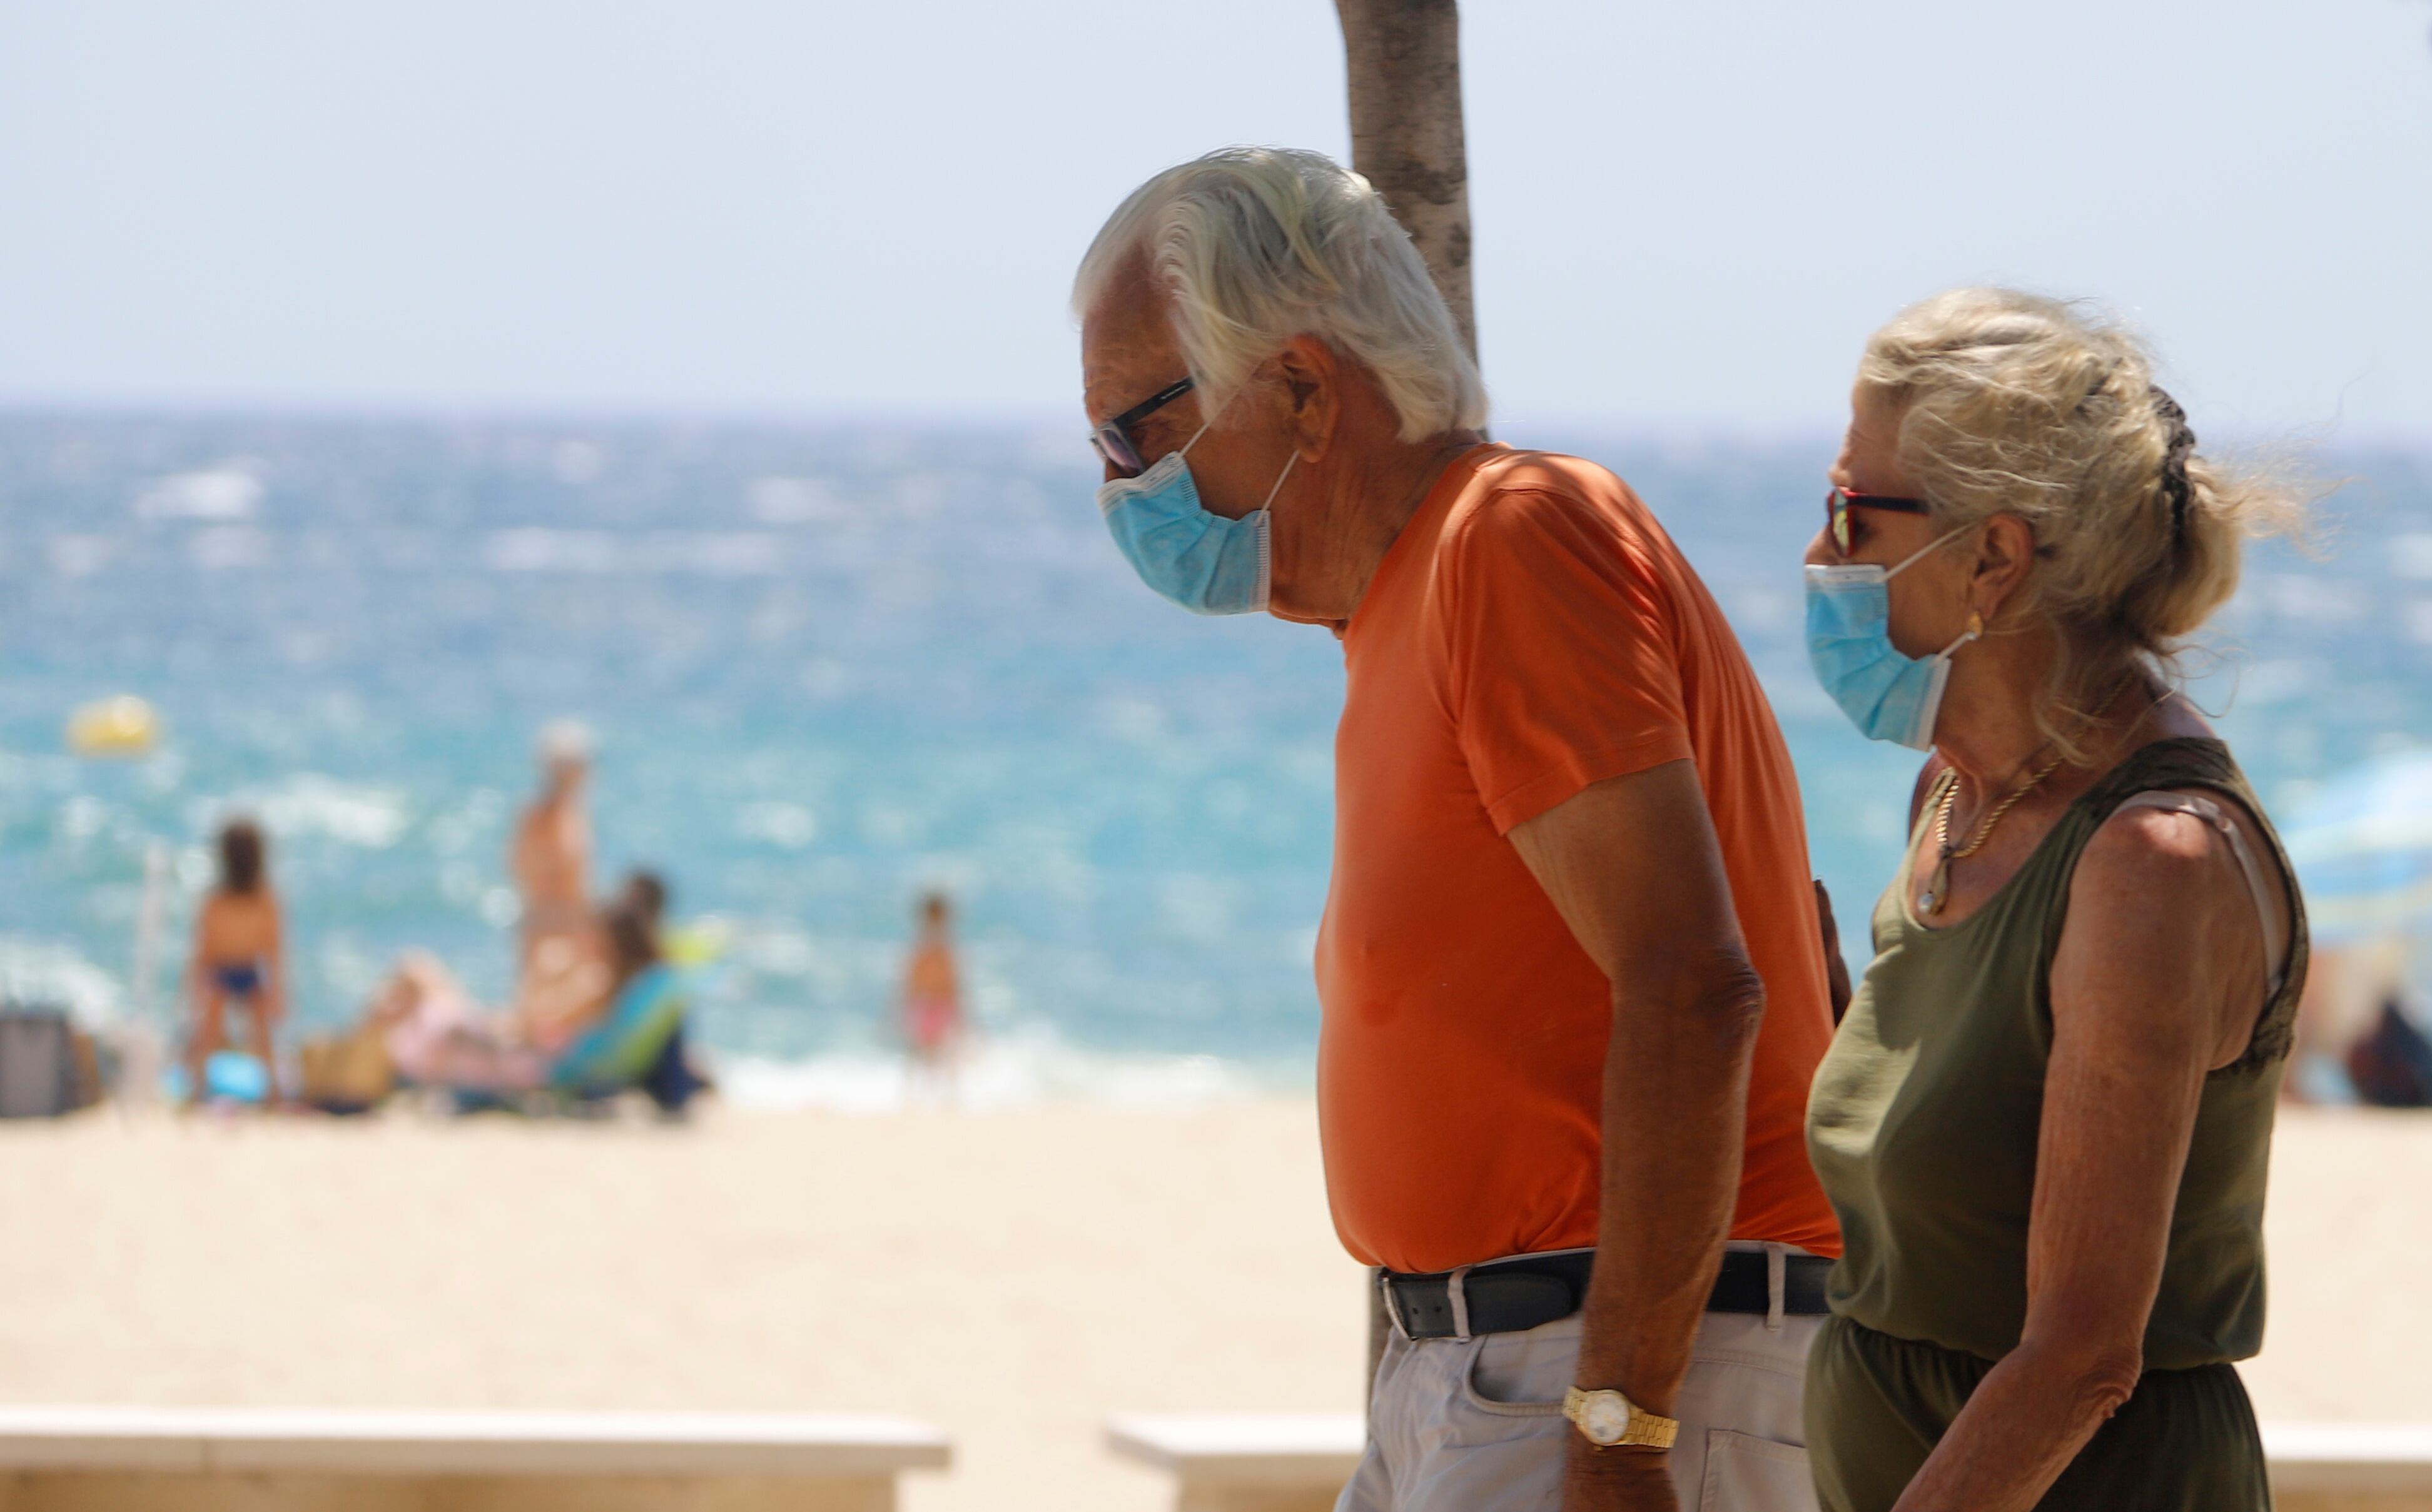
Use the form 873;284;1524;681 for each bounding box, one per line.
1562;1386;1678;1449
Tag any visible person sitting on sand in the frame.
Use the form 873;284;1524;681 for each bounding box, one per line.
613;867;713;1104
619;868;667;943
185;819;285;1105
367;899;659;1092
900;892;963;1092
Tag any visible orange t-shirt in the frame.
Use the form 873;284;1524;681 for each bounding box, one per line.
1315;445;1841;1274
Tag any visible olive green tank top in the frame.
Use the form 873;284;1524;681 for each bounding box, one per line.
1806;738;2308;1369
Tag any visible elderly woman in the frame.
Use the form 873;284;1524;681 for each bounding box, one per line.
1801;289;2308;1511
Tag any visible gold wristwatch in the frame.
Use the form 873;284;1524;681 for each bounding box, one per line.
1563;1387;1678;1450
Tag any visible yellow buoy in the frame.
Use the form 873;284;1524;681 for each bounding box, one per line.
68;695;161;758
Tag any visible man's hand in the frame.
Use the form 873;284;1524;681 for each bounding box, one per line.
1509;758;1763;1511
1816;879;1853;1025
1562;1436;1679;1512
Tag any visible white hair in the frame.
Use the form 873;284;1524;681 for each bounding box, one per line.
1074;147;1487;443
537;719;592;767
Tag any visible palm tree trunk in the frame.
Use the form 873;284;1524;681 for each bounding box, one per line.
1335;0;1478;362
1335;0;1476;1401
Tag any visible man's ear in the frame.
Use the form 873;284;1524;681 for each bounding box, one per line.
1973;513;2039;623
1274;335;1341;464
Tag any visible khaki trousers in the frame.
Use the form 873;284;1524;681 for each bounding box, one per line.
1337;1244;1823;1512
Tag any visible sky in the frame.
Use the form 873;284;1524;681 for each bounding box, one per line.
1;0;2427;438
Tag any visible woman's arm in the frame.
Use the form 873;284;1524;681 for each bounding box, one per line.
1889;803;2267;1512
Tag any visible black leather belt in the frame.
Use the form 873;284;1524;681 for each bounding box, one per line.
1384;1248;1831;1339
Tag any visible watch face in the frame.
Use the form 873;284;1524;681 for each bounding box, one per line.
1582;1393;1633;1445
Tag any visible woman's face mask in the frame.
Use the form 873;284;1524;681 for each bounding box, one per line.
1096;411;1296;617
1803;528;1978;750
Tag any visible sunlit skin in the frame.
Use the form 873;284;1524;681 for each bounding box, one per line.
1080;256;1482;628
1084;260;1776;1512
1808;385;2296;1511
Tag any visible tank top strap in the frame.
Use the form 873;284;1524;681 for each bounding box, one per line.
2019;737;2308;1073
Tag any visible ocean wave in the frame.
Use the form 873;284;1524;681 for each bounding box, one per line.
0;935;128;1027
132;463;263;522
712;1029;1292;1113
226;774;413;850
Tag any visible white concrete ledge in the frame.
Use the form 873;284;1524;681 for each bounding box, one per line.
1112;1414;2432;1512
1107;1413;1363;1485
1108;1414;1363;1511
0;1407;949;1479
2264;1424;2432;1494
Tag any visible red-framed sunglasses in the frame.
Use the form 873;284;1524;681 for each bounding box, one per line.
1825;486;1933;555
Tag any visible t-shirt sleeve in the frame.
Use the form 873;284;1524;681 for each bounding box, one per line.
1439;484;1691;835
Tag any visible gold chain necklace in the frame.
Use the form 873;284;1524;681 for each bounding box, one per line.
1918;754;2067;916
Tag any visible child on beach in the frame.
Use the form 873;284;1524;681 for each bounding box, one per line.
185;819;285;1104
900;892;963;1099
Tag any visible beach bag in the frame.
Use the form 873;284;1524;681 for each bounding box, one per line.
0;1007;87;1118
2346;999;2432;1108
299;1027;394;1113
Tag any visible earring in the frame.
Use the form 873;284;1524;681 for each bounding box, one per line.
1965;610;1984;638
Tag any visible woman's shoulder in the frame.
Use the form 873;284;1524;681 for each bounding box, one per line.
2070;732;2287;962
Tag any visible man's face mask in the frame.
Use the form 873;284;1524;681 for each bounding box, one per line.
1094;382;1296;617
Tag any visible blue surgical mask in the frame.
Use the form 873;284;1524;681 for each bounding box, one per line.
1803;530;1979;750
1097;420;1296;616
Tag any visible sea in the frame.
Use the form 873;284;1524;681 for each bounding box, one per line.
1;413;2426;1106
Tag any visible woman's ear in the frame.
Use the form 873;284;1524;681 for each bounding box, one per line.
1274;335;1340;463
1972;513;2039;622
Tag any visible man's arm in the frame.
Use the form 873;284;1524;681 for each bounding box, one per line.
1509;757;1766;1512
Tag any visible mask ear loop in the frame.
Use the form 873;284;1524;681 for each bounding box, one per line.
1884;525;1973;580
1938;610;1985;659
1913;610;1987;750
1254;450;1297;514
1245;451;1295;612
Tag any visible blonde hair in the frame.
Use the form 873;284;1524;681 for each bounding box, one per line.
1858;288;2303;753
1073;147;1487;443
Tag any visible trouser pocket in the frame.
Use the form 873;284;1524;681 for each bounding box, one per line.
1698;1427;1816;1512
1458;1318;1577;1417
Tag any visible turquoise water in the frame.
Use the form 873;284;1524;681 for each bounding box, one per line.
1;415;2424;1092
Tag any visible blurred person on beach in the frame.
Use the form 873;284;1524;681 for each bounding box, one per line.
184;818;286;1104
620;869;669;939
1799;290;2308;1511
621;866;714;1106
513;720;594;985
368;897;659;1091
1077;148;1841;1512
900;891;963;1099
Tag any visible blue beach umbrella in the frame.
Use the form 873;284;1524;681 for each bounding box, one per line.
2283;750;2432;945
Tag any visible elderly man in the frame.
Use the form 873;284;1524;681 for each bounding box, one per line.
1076;149;1840;1512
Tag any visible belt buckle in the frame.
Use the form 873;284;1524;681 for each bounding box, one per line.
1382;1266;1472;1341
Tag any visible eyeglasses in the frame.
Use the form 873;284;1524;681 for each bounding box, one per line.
1825;486;1933;555
1090;376;1196;478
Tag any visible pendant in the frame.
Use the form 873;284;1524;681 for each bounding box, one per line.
1919;854;1953;916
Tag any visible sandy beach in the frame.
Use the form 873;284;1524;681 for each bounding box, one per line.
0;1101;2423;1510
